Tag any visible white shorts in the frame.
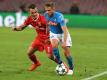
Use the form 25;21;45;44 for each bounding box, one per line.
50;32;72;47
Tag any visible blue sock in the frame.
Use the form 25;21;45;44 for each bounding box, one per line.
53;48;62;64
66;56;73;70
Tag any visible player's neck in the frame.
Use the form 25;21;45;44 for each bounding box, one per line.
49;13;54;17
32;13;39;21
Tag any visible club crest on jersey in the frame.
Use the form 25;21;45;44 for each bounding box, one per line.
37;22;42;26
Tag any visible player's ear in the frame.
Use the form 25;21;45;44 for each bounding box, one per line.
52;7;55;10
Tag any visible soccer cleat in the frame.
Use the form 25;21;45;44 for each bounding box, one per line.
28;61;41;71
67;69;73;75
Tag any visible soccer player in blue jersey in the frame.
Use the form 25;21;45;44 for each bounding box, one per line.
44;2;74;75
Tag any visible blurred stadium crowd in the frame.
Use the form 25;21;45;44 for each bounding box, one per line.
0;0;107;15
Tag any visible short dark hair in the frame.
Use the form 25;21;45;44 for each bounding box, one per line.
45;2;55;8
28;4;37;9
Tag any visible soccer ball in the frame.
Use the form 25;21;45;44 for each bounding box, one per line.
55;64;68;76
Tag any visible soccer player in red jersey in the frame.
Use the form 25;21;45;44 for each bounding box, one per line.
12;4;58;71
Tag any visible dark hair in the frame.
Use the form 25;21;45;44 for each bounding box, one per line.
28;4;37;9
45;2;55;8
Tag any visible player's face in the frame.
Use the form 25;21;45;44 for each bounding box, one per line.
45;7;54;16
29;8;38;19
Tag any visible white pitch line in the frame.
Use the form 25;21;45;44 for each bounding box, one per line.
81;71;107;80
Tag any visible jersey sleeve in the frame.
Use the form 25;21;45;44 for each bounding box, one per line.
57;14;66;27
23;17;31;26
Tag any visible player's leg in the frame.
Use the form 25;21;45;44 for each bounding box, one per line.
52;39;62;64
50;39;69;71
62;34;74;75
50;32;62;64
27;46;39;64
44;40;58;63
63;47;74;75
27;38;41;71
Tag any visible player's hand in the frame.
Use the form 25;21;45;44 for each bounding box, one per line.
61;42;66;48
12;27;17;31
12;27;22;31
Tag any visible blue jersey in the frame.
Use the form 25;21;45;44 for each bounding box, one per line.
44;12;66;34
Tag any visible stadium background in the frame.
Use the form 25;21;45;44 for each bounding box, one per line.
0;0;107;28
0;0;107;80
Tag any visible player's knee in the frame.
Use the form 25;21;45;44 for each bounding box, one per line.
64;51;70;57
27;47;36;57
52;44;58;48
27;52;31;57
27;51;33;57
51;40;59;48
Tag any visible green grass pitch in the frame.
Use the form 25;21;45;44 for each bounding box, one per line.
0;27;107;80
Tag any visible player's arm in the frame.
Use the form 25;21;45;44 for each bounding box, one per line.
61;26;68;44
41;16;50;44
61;26;68;48
12;24;27;31
41;16;50;34
12;17;30;31
58;14;68;48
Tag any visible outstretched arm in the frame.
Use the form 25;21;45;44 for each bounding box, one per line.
12;17;30;31
12;24;27;31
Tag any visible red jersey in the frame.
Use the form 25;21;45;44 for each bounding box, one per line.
24;14;49;39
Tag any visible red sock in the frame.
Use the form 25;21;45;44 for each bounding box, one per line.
53;56;58;63
29;54;38;64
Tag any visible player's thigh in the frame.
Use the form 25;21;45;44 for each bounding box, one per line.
51;39;59;48
30;38;44;52
44;43;53;57
50;32;59;47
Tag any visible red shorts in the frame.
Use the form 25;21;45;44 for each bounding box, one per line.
31;36;52;55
